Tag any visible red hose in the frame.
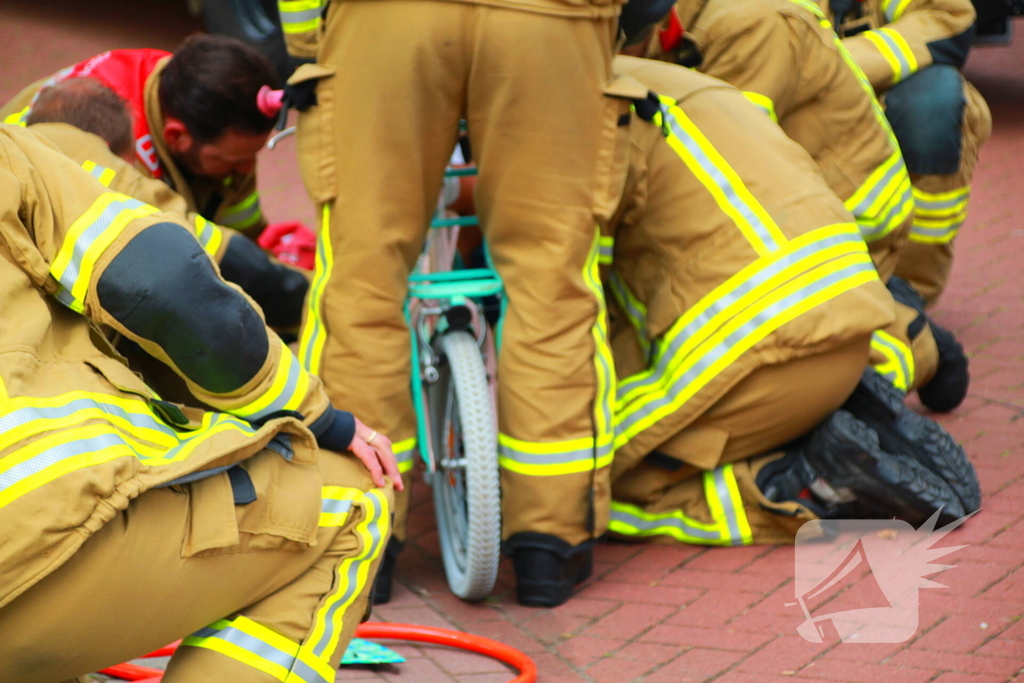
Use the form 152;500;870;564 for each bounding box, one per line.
99;623;536;683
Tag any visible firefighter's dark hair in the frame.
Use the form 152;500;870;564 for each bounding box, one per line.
158;34;278;144
26;78;135;159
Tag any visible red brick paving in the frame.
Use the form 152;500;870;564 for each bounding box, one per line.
2;5;1024;682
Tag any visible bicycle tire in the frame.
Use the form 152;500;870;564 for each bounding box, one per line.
427;330;501;601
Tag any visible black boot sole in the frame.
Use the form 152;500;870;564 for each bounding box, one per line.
844;370;980;513
805;410;966;526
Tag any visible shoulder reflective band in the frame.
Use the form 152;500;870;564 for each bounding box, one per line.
653;94;788;257
220;190;263;230
81;160;117;187
278;0;324;34
742;92;779;123
883;0;914;22
862;28;919;86
609;464;752;545
0;391;263;511
299;204;334;375
870;329;915;392
51;191;159;313
498;227;616;477
230;338;312;423
614;223;876;449
4;106;29;126
195;215;225;257
843;149;914;242
909;186;970;244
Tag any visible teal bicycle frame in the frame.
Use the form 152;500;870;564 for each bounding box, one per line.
405;166;504;474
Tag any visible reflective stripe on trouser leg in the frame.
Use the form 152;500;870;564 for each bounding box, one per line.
608;464;752;545
869;329;915;393
181;487;389;682
908;186;970;245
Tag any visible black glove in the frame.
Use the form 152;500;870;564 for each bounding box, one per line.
283;79;319;113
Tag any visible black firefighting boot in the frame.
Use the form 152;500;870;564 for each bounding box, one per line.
370;537;404;605
790;410;966;526
504;533;595;608
842;368;981;515
887;275;969;412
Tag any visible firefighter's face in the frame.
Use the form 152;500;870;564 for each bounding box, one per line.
165;123;269;181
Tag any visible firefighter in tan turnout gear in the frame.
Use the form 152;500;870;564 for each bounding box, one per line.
276;0;664;607
820;0;992;306
0;123;401;683
639;0;972;412
0;35;281;238
603;57;980;546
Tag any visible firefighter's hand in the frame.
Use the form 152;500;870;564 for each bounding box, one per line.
350;417;404;491
283;79;318;112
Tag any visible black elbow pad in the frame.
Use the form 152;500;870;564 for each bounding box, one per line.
218;233;309;330
97;222;270;393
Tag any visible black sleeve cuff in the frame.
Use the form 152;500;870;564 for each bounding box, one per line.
309;407;356;453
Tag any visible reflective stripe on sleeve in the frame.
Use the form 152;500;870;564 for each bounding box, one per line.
883;0;914;22
870;330;914;393
220;190;263;229
742;91;778;123
909;186;970;244
863;28;919;85
230;338;312;423
51;192;159;313
843;150;915;242
279;0;324;34
195;215;225;256
81;160;117;187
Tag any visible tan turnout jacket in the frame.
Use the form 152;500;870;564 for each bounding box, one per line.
647;0;914;278
0;124;332;610
818;0;976;91
607;57;895;470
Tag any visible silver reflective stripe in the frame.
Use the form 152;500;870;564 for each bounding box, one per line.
916;192;969;211
0;432;126;492
498;440;613;467
911;221;962;239
618;230;863;400
848;156;907;217
196;217;216;248
310;492;386;658
189;623;325;683
712;468;744;545
873;30;912;78
243;356;303;422
280;7;321;24
661;104;782;253
858;185;913;241
871;331;912;388
87;164;110;181
609;503;722;541
321;497;353;516
608;270;649;342
58;196;145;291
0;398;176;443
618;258;876;435
221;196;262;228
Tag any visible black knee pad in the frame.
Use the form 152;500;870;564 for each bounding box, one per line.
886;65;966;175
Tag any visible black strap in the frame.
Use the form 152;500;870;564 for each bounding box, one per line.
227;465;257;505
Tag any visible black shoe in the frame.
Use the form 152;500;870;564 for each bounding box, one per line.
505;533;594;608
843;369;981;513
801;410;966;526
371;537;404;605
887;276;969;412
756;451;839;519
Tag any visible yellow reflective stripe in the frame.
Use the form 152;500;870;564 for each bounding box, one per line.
655;95;787;256
231;339;311;422
81;160;117;187
609;500;726;544
843;151;914;242
742;91;778;123
614;225;877;447
4;106;29;126
221;190;263;229
883;0;914;21
300;203;333;375
279;0;323;33
51;192;159;312
301;488;389;664
863;28;919;85
909;186;969;244
498;229;615;477
871;330;914;392
720;464;754;544
320;486;360;527
598;235;614;265
195;215;224;257
392;437;416;474
608;269;651;361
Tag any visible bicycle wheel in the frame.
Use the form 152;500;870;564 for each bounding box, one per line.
427;330;501;601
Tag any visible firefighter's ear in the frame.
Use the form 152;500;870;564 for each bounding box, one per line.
162;117;193;153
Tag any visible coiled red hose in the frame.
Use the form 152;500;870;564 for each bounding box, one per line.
99;622;537;683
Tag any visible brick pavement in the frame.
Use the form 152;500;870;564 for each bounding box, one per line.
1;5;1023;682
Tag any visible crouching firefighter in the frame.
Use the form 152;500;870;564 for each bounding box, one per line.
0;124;402;683
603;58;980;547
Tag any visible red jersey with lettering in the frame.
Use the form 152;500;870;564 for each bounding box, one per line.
31;49;170;178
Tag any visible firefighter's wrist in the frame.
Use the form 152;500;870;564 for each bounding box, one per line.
309;407;357;452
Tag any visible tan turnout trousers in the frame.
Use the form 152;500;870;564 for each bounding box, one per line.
296;2;623;546
0;448;391;683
